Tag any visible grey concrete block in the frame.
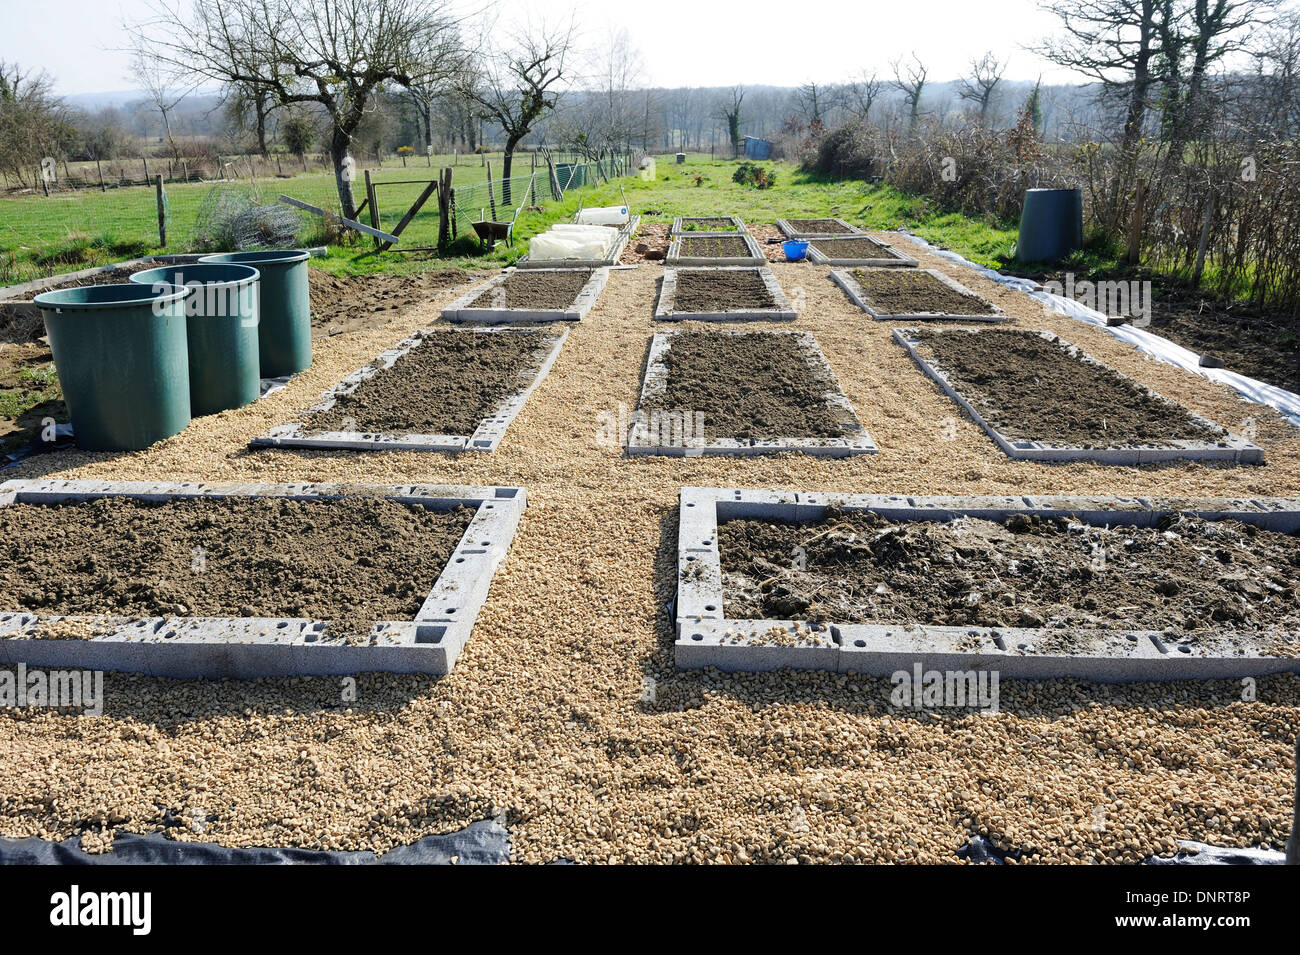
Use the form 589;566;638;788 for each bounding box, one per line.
441;268;609;323
775;218;864;238
806;236;918;267
251;326;567;453
670;216;747;236
673;486;1300;680
830;268;1005;322
654;267;797;322
665;233;766;267
894;327;1266;464
0;480;526;677
627;331;877;457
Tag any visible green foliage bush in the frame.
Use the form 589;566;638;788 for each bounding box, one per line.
731;162;776;189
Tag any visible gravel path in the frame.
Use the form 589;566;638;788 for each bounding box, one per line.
1;232;1298;863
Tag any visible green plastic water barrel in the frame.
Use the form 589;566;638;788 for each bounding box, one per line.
1015;188;1084;262
33;283;192;451
198;249;311;377
129;263;261;417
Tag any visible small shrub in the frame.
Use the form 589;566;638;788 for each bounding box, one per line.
732;162;777;189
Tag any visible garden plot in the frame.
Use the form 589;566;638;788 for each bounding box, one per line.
832;268;1004;321
897;327;1264;464
675;486;1300;679
514;216;639;269
629;330;875;456
655;267;796;322
665;233;766;267
0;479;526;677
670;216;747;235
441;268;608;323
807;235;918;268
775;218;863;237
253;327;566;453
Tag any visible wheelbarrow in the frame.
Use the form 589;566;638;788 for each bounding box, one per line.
471;219;513;251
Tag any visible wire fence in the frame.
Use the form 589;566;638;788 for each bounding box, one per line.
0;152;636;277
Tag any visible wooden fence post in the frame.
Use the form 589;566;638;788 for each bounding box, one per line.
364;169;381;249
437;166;452;250
155;175;166;247
1125;178;1147;266
1192;192;1215;287
96;158;106;192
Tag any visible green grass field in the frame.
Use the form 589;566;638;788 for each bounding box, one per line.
0;153;1019;283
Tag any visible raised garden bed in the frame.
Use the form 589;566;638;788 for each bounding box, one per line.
253;327;567;452
807;235;918;268
665;233;766;267
441;267;608;323
0;479;526;676
670;216;747;235
629;330;875;456
513;216;639;269
896;327;1264;463
654;267;796;322
832;268;1004;321
675;486;1300;678
775;218;863;238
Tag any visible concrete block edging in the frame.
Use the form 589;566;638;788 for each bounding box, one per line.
0;479;527;677
628;330;877;457
251;326;567;453
674;486;1300;679
894;327;1266;464
441;267;609;323
654;266;797;322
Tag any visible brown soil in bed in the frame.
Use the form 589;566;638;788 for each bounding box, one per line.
646;332;850;439
467;270;592;310
671;269;775;312
0;496;473;638
786;218;855;234
720;508;1300;639
306;330;546;436
811;237;907;260
309;269;467;337
912;329;1226;447
679;217;740;231
852;268;999;316
677;236;752;258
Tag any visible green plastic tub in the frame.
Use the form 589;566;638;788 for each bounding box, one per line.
198;249;311;377
129;263;261;417
33;283;193;451
1015;188;1084;262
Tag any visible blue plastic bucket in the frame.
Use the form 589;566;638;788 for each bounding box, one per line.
784;240;810;262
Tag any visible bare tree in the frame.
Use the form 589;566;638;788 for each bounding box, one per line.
958;52;1006;125
462;17;574;204
1037;0;1160;225
794;81;830;129
1158;0;1275;163
0;62;71;188
845;72;883;123
130;46;192;160
721;86;744;156
131;0;463;219
1244;7;1300;136
890;54;928;133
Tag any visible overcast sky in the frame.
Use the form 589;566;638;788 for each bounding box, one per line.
2;0;1085;97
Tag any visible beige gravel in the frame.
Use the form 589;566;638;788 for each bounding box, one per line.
1;232;1298;864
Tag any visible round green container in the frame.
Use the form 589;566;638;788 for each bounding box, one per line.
129;263;261;417
198;249;311;377
33;283;192;451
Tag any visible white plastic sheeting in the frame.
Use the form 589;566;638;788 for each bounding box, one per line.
528;223;619;261
898;231;1300;428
